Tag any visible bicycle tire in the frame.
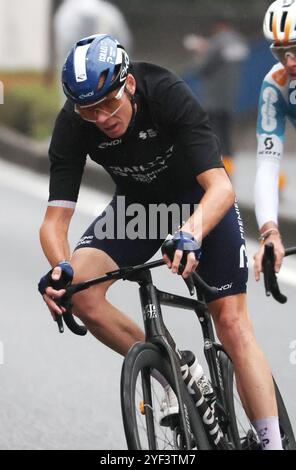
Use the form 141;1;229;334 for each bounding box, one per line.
273;380;296;450
218;350;296;450
121;342;211;450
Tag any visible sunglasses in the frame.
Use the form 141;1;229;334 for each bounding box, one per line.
270;43;296;64
75;84;126;123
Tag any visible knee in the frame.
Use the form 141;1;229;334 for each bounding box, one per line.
213;305;254;352
72;287;108;325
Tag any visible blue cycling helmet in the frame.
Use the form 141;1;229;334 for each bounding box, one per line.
62;34;130;107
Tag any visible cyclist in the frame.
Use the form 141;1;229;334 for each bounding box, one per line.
39;34;282;449
254;0;296;281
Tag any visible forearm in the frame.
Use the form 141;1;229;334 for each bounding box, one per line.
40;220;71;267
254;159;280;232
182;177;235;241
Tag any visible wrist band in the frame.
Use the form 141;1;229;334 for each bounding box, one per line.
259;228;280;243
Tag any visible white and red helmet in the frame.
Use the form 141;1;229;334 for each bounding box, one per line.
263;0;296;44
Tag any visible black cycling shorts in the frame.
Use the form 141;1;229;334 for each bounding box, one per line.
74;187;248;303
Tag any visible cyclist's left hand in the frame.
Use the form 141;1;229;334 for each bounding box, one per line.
254;234;285;281
161;231;202;279
38;261;74;318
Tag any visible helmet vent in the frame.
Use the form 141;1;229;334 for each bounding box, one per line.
280;11;288;32
97;70;108;91
269;12;274;32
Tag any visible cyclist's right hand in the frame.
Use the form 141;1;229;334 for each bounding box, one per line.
161;231;202;278
254;234;285;281
38;262;74;318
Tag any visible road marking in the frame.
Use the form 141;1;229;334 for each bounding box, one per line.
1;159;296;287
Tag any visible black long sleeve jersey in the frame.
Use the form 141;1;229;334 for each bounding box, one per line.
48;62;223;204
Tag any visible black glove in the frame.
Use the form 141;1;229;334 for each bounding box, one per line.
161;231;202;265
38;261;74;296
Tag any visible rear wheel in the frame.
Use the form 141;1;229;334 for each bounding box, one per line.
218;350;296;450
121;342;210;450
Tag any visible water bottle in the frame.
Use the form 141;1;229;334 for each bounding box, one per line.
180;350;216;406
180;350;225;448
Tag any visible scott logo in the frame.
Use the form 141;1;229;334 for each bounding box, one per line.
139;129;158;140
264;137;274;151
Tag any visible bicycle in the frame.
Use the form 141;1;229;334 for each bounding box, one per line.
52;243;296;450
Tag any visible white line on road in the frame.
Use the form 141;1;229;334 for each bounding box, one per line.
1;159;296;288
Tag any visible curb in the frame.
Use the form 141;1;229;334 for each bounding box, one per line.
0;125;295;245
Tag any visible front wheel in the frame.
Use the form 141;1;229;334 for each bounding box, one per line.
218;350;296;450
121;342;210;450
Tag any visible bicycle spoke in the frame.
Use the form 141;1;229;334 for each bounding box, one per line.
133;372;197;450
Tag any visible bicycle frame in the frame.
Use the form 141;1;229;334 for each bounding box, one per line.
128;266;230;449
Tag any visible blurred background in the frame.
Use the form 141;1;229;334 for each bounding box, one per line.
0;0;280;144
0;0;295;450
0;0;294;148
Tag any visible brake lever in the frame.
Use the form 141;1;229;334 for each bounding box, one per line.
161;237;219;297
183;274;195;296
53;294;72;334
262;250;272;297
52;285;87;335
263;243;287;304
54;314;64;333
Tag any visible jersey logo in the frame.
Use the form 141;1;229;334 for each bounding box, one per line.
264;137;274;150
272;68;289;87
261;86;278;132
99;139;122;149
258;134;282;161
138;129;158;140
